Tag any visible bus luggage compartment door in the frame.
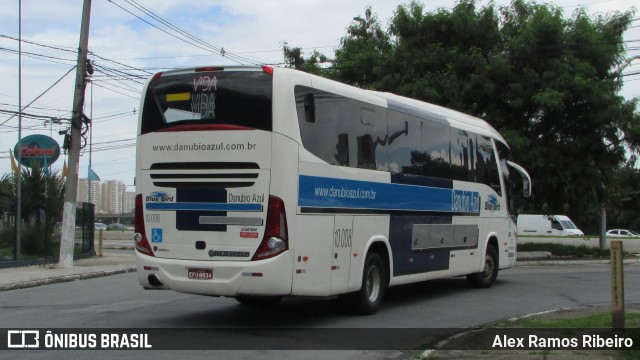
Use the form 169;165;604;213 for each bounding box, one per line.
331;215;354;294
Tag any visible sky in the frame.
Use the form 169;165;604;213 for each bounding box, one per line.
0;0;638;186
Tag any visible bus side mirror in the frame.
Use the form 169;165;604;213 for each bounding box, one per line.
507;161;532;198
522;178;531;197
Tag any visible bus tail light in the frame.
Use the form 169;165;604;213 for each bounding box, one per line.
252;196;288;261
134;194;155;257
262;65;273;76
196;66;224;72
157;124;253;132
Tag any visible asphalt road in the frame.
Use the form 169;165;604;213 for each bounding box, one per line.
1;263;638;359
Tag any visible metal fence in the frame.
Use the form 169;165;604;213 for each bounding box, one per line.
0;202;95;267
75;202;95;255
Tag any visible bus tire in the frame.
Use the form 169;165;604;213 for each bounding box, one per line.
235;295;282;307
467;245;498;288
352;252;386;315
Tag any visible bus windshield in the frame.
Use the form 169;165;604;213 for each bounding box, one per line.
140;69;272;134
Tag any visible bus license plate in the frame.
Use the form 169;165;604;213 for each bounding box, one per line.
188;268;213;280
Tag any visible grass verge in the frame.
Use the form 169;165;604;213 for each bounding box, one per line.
498;310;640;360
518;242;613;258
423;305;640;360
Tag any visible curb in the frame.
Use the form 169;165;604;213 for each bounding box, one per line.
417;304;611;359
516;258;640;266
102;245;134;250
0;266;137;292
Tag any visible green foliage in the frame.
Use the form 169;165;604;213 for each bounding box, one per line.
512;311;640;360
518;311;640;328
282;42;332;77
333;6;391;88
608;165;640;231
283;0;640;234
0;165;65;258
517;242;611;258
503;311;640;360
21;224;47;256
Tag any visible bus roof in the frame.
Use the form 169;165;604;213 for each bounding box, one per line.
277;66;508;146
148;65;508;147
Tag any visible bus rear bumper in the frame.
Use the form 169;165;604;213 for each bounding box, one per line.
135;251;293;297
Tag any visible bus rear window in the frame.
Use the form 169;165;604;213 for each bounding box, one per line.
141;70;272;134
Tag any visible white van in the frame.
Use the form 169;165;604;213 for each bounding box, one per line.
517;215;584;237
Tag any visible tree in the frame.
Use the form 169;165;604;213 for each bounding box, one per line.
285;0;640;233
333;6;391;88
282;42;331;76
606;164;640;231
0;165;65;256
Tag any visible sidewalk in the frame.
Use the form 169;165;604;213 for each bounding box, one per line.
0;245;136;292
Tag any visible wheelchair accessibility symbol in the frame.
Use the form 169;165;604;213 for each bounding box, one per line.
151;228;163;243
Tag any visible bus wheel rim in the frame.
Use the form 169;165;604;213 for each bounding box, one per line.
366;265;381;303
483;254;494;279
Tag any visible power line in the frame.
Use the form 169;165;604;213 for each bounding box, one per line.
89;52;154;77
0;34;77;53
0;66;76;127
105;45;337;61
0;47;76;65
106;0;235;63
0;108;69;122
125;0;267;65
91;75;142;94
0;102;69;115
91;81;140;99
92;109;137;121
91;65;145;86
91;154;135;166
107;0;266;65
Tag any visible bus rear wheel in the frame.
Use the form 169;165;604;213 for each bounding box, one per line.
467;245;498;288
351;252;386;315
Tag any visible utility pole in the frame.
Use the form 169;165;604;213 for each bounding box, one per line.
15;0;22;260
59;0;92;268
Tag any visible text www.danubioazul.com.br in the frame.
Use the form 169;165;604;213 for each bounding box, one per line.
314;186;377;200
152;142;256;152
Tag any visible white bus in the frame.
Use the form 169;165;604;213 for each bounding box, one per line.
134;65;532;314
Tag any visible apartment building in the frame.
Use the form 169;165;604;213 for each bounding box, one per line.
77;178;134;214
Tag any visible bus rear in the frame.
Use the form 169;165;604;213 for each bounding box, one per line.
134;66;293;297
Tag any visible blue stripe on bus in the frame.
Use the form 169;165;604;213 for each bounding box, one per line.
146;202;262;212
298;175;479;214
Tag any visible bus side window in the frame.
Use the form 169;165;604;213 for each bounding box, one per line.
477;136;501;195
421;119;450;179
351;103;387;170
450;129;476;182
295;86;349;166
388;111;421;174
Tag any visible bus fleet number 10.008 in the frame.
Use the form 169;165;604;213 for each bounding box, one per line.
145;213;160;223
334;228;352;248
